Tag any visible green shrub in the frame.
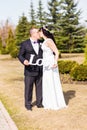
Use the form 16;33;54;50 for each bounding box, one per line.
60;48;84;53
1;47;9;54
10;48;18;58
70;48;84;53
58;60;78;74
84;44;87;64
60;49;69;53
70;64;87;81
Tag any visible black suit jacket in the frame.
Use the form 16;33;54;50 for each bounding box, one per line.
18;39;43;76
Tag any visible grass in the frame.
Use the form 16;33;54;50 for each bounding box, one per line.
0;54;87;130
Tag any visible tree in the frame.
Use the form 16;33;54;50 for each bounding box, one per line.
59;0;85;52
47;0;63;48
84;44;87;64
84;32;87;64
0;20;15;54
0;36;2;53
15;13;30;46
29;0;36;26
48;0;61;25
0;19;15;48
12;14;30;57
36;0;47;26
6;29;15;54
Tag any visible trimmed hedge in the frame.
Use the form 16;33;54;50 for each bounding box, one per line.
58;60;78;74
60;48;84;53
70;64;87;81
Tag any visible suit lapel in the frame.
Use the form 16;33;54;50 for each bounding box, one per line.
38;44;41;55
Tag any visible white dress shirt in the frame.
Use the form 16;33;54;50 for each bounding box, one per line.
30;38;39;54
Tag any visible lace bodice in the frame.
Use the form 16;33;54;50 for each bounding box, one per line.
42;39;53;54
42;39;55;68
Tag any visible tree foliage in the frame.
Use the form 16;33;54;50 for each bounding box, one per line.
36;0;47;26
57;0;85;52
6;29;15;53
12;14;30;57
84;44;87;64
0;36;2;53
29;0;36;26
0;0;86;57
15;13;30;46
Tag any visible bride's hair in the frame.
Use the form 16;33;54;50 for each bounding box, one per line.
39;26;56;43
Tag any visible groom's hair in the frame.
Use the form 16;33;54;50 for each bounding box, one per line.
30;27;38;36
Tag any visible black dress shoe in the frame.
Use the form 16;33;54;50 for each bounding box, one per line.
27;108;32;111
26;106;32;111
37;105;43;108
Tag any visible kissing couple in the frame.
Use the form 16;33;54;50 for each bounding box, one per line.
18;26;67;111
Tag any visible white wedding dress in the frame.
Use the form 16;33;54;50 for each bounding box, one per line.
42;38;67;110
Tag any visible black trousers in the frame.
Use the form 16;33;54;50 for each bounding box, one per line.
24;74;42;109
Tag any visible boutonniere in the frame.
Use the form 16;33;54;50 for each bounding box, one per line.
39;42;43;46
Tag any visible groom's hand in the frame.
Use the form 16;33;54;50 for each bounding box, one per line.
24;60;29;66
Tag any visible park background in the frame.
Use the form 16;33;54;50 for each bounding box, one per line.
0;0;87;130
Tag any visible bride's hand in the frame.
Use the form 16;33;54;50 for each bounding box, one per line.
51;60;58;68
52;64;57;68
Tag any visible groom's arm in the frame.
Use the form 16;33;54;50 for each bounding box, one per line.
18;43;28;65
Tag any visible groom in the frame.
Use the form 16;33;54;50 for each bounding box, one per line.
18;27;43;111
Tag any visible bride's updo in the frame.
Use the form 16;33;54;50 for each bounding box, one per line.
39;26;56;43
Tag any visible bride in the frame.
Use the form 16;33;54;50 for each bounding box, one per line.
39;26;67;110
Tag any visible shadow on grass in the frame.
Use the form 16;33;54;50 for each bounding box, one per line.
64;90;76;105
32;90;76;107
